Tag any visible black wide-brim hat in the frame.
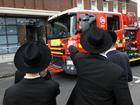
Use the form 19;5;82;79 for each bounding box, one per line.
14;41;51;73
80;25;113;54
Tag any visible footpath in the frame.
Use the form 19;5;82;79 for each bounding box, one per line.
0;54;16;78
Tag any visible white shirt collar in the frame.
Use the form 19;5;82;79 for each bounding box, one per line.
24;73;40;79
105;47;116;55
99;46;116;58
100;53;107;58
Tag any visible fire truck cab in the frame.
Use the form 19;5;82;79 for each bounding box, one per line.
47;8;140;75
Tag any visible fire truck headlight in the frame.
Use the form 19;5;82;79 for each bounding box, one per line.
66;66;75;71
65;58;76;72
71;66;75;70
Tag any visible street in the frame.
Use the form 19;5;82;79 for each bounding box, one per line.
0;62;140;105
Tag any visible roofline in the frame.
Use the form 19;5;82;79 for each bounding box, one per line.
48;8;122;21
0;7;60;17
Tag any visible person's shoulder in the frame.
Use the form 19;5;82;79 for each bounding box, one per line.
5;84;19;95
116;50;127;55
117;51;129;59
109;50;129;59
44;80;59;88
106;61;124;76
43;80;60;94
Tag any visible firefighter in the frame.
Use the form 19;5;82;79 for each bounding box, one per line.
3;41;60;105
106;30;133;82
66;15;133;105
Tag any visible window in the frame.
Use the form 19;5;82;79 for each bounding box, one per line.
122;0;126;13
0;26;6;35
0;17;47;54
113;0;118;12
26;18;36;25
17;18;26;25
0;45;8;54
107;15;120;31
0;18;5;25
7;36;18;44
6;18;16;25
0;36;7;44
77;0;84;9
7;26;17;34
48;14;77;39
103;1;108;11
91;0;97;10
8;44;19;53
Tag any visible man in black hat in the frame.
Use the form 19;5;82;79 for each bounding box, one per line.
3;41;60;105
106;31;133;82
66;15;133;105
15;25;52;84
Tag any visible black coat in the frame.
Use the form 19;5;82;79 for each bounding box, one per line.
3;77;60;105
106;50;133;82
67;46;133;105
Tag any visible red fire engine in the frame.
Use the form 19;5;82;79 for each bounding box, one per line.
47;8;140;75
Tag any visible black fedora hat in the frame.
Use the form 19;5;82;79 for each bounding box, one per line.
14;41;51;73
80;25;113;54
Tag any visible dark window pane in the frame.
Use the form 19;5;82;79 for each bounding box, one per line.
0;26;6;35
0;36;7;44
7;35;18;44
17;18;26;25
0;17;5;25
36;19;45;26
7;26;17;34
107;15;120;30
26;18;36;25
6;18;16;25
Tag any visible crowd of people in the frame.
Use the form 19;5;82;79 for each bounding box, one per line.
3;14;133;105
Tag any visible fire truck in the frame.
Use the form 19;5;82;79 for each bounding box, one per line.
47;8;140;75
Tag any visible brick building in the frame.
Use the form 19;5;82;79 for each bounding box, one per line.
0;0;137;55
0;0;137;14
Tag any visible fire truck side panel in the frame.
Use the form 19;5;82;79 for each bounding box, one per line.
136;28;140;50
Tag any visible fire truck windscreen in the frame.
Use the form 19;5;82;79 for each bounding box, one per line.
47;14;77;39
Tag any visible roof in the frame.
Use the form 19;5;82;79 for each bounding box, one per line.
48;7;122;21
0;7;60;17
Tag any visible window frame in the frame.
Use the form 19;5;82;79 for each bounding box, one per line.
103;1;108;11
77;0;84;9
107;15;120;31
122;0;127;13
113;0;118;12
90;0;97;10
